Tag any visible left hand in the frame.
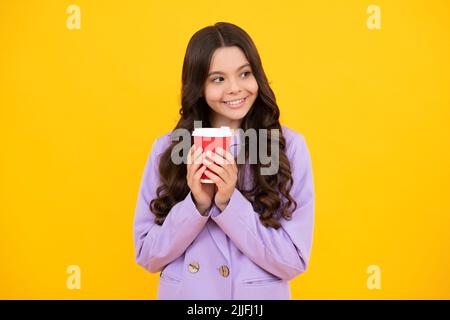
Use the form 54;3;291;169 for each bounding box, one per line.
202;147;238;211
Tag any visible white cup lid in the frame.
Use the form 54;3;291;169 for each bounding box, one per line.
192;126;233;137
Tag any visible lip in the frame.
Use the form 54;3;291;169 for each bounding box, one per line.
222;96;249;109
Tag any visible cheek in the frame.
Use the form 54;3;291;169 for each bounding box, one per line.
245;79;259;95
204;85;224;103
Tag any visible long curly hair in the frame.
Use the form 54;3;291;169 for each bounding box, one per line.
150;22;297;229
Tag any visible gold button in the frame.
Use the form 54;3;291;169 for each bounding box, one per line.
219;265;230;277
188;262;200;273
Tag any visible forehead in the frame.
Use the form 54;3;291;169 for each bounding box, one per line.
209;46;249;71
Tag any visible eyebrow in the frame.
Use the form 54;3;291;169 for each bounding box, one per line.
208;63;251;77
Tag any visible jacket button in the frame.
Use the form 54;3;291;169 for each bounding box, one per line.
188;262;200;273
219;265;230;277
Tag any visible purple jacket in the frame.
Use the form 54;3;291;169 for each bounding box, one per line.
133;125;315;299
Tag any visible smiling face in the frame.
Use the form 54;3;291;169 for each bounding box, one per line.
203;46;259;129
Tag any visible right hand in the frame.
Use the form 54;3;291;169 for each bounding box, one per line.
187;145;215;215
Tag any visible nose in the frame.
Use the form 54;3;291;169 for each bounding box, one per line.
227;77;241;94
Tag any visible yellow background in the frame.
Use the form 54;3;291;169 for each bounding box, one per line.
1;0;449;299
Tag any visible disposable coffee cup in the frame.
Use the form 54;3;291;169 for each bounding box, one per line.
192;126;233;183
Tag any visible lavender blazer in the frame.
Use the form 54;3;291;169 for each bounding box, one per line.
133;125;315;300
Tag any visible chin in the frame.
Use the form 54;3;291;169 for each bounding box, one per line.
225;108;250;118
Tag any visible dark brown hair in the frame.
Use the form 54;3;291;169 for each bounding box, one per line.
150;22;297;229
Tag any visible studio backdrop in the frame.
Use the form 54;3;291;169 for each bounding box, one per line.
1;0;449;299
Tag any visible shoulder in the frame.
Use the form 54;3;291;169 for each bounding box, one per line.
280;125;307;156
280;125;313;180
150;130;174;156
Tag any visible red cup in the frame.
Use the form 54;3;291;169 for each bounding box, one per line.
192;126;233;183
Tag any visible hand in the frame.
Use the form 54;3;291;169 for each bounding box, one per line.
186;145;215;215
202;147;238;211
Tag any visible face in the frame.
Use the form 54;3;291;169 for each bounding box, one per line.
203;46;259;129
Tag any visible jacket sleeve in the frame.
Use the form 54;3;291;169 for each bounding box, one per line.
210;133;315;280
133;136;210;273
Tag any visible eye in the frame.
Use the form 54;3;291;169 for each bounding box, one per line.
212;76;224;83
241;71;252;78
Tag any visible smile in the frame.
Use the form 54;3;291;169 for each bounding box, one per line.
222;96;248;108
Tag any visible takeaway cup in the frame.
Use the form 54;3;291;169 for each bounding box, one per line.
192;126;233;183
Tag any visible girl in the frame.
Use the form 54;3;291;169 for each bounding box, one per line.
133;22;315;300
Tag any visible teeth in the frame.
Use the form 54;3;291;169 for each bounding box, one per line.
224;97;246;105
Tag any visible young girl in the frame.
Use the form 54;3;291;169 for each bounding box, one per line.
133;22;315;300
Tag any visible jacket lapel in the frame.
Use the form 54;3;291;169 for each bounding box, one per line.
206;218;230;263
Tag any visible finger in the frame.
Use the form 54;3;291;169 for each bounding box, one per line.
203;169;225;189
188;146;203;168
193;165;208;181
187;146;203;181
217;147;238;175
190;145;204;163
203;158;229;180
192;146;204;165
187;145;196;165
211;147;237;175
205;150;227;166
186;146;193;181
216;147;236;165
